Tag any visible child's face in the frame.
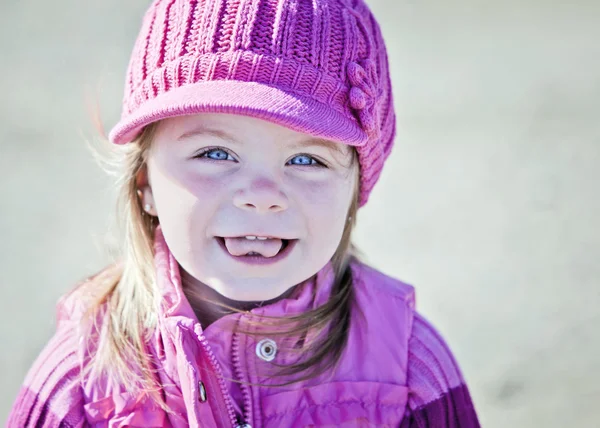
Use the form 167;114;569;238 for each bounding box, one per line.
142;113;357;302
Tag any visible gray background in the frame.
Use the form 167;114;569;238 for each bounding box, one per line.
1;1;598;426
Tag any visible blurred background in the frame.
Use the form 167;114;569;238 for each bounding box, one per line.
1;0;598;426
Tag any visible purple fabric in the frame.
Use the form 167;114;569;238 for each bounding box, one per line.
8;388;84;428
6;325;86;428
399;313;481;427
108;0;397;206
400;385;480;428
7;226;480;427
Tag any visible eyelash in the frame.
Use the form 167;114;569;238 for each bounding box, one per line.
193;147;327;168
194;147;236;162
286;153;327;168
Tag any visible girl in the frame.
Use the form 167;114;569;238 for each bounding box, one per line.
8;0;480;426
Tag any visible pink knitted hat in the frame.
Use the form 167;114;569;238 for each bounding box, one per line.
109;0;396;205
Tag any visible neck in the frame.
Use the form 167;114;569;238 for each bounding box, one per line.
179;267;297;327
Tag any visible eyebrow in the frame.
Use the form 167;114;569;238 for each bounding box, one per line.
176;125;345;154
291;138;346;154
176;126;239;144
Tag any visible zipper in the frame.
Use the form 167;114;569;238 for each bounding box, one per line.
232;319;252;425
197;333;241;428
196;320;252;428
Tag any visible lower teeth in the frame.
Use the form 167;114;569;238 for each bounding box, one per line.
246;252;261;256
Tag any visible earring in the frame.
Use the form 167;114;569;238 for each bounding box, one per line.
348;216;353;223
137;189;152;214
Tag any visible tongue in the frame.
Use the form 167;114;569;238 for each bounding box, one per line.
224;237;283;257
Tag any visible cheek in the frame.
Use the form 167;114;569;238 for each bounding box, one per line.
149;164;229;238
292;176;354;238
152;165;226;206
185;172;229;198
291;177;347;207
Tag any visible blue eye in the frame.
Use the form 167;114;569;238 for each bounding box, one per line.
197;148;234;161
288;154;321;166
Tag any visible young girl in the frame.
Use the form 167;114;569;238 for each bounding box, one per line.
8;0;480;426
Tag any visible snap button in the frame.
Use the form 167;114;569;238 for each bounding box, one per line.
198;381;207;402
255;338;277;362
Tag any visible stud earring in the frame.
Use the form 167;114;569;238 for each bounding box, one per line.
144;204;152;212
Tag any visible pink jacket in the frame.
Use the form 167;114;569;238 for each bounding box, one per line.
8;228;479;427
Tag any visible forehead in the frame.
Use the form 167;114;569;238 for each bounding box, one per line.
157;113;352;154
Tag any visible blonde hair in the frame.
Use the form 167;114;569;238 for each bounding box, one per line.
77;123;360;410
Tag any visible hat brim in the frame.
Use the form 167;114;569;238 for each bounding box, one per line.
109;80;368;146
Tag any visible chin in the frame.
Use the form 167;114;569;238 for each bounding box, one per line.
211;277;294;302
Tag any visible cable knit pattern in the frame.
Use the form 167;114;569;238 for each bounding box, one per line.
109;0;397;205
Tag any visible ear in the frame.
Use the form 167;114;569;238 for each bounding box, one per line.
136;165;158;216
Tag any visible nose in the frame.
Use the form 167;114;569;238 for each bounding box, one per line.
233;177;289;213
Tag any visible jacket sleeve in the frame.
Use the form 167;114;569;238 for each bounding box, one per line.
400;312;480;428
6;295;88;428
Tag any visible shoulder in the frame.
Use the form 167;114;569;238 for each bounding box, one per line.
351;260;416;307
57;262;123;326
407;312;466;402
7;263;122;428
349;262;480;425
7;303;86;427
403;312;480;427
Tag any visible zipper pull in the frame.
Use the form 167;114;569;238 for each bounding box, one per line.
235;416;252;428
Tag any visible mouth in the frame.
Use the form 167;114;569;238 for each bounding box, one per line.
216;235;297;265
